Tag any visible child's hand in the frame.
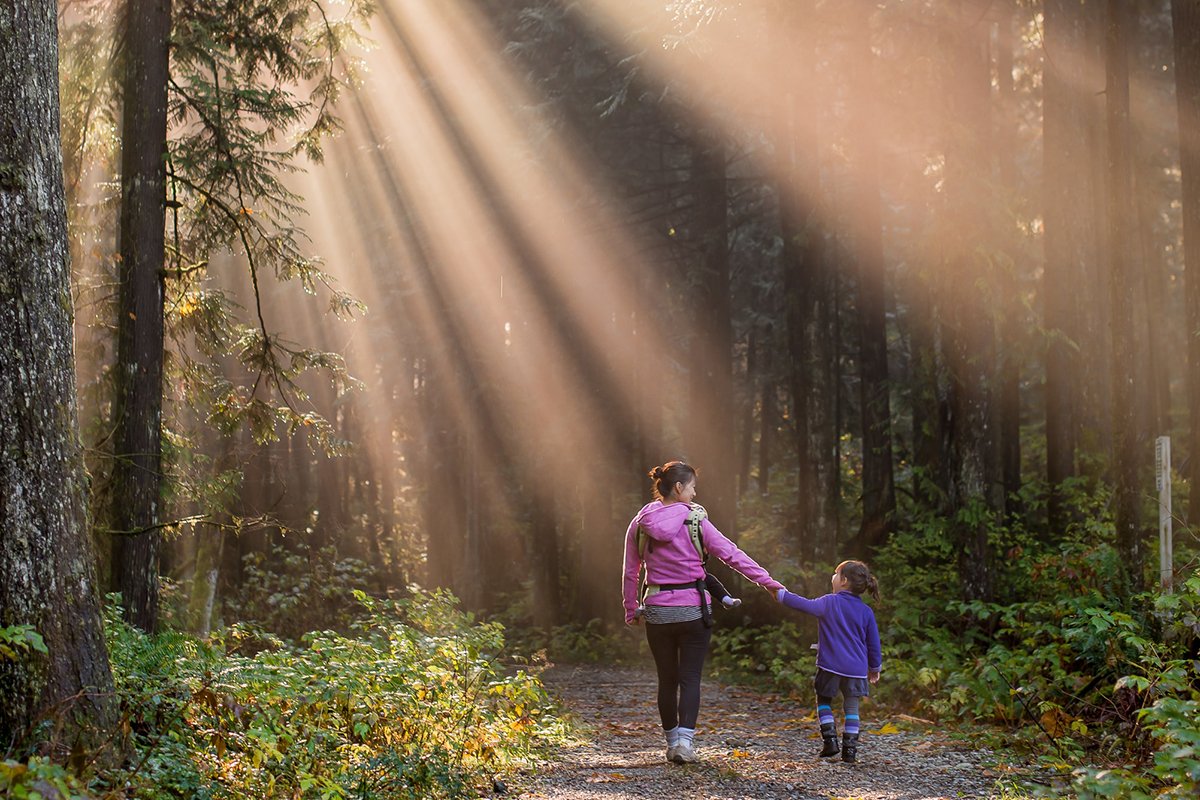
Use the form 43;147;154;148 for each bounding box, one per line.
868;670;880;684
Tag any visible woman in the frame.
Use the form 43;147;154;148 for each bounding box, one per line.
621;460;783;764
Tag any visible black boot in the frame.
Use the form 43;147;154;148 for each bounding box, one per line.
818;723;839;757
841;733;859;763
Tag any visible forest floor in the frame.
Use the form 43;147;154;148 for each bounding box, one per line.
507;664;1040;800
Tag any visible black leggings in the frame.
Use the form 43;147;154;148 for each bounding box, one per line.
645;618;713;730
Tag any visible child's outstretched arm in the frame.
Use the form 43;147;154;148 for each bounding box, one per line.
775;587;828;617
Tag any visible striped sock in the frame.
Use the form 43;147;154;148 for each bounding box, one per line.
843;695;861;736
817;695;836;737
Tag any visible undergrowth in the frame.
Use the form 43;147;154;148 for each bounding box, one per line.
1;588;568;799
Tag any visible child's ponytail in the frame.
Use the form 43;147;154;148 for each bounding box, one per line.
837;560;880;602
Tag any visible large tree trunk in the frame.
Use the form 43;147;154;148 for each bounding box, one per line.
847;0;896;555
1106;0;1145;590
1042;0;1097;530
776;0;838;565
1174;0;1200;522
687;132;737;533
943;0;999;603
995;6;1023;511
0;0;117;744
110;0;172;633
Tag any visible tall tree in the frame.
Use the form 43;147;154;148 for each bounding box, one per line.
687;130;738;532
0;0;117;743
1106;0;1145;588
847;0;897;554
774;0;839;562
1042;0;1099;530
1174;0;1200;521
942;0;999;602
995;5;1024;508
110;0;172;633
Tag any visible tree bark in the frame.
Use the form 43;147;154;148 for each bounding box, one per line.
943;0;999;603
0;0;117;744
687;132;737;534
1042;0;1097;529
1106;0;1145;590
110;0;172;633
847;0;896;554
1174;0;1200;522
776;0;838;564
995;6;1023;510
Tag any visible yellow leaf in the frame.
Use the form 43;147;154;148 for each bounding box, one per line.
871;722;901;735
730;749;751;759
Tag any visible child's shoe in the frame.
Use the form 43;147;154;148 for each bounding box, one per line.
721;595;742;608
818;722;839;757
841;733;859;763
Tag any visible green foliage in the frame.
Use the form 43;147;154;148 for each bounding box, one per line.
165;0;374;451
230;546;378;640
707;620;817;697
0;625;48;662
0;757;90;800
86;588;566;799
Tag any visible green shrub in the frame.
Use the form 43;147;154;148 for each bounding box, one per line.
87;587;567;799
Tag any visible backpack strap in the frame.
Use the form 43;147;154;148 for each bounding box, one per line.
638;504;710;603
685;503;709;566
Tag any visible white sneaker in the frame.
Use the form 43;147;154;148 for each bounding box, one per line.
670;743;699;763
665;746;677;762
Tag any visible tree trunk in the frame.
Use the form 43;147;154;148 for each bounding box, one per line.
0;0;117;743
1043;0;1100;530
1174;0;1200;522
1106;0;1145;590
738;330;757;497
110;0;172;633
776;0;838;564
687;132;737;534
758;349;775;496
995;6;1023;510
847;0;896;554
943;0;999;603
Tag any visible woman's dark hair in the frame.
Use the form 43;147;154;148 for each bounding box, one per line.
648;460;697;501
836;560;880;602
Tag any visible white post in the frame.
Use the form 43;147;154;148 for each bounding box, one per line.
1155;436;1173;593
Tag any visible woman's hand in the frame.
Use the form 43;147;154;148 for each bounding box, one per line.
868;670;880;684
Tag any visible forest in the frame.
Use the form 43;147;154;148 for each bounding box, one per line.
2;0;1199;797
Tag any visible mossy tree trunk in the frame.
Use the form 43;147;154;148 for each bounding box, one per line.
0;0;117;746
110;0;172;633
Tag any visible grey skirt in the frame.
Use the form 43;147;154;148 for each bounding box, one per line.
814;668;871;698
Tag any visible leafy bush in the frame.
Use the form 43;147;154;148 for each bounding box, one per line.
86;587;567;799
229;545;378;639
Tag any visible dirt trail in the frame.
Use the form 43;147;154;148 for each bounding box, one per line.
510;664;1022;800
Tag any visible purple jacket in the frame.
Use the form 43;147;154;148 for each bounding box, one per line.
622;501;783;623
778;589;882;679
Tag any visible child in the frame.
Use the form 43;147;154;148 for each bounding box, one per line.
776;560;881;764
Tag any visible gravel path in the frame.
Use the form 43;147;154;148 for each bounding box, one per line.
510;664;1024;800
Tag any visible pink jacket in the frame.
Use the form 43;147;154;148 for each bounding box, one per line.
621;500;783;623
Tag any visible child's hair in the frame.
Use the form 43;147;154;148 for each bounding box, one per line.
648;460;697;501
836;560;880;602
